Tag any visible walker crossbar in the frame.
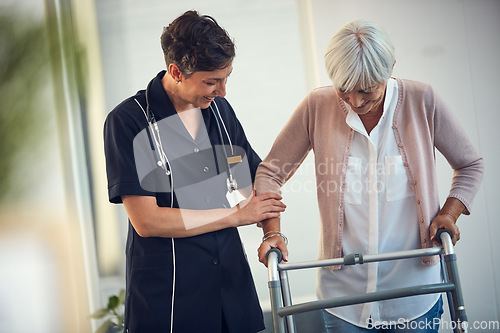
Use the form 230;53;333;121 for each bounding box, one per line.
278;246;443;271
277;282;455;317
266;230;468;333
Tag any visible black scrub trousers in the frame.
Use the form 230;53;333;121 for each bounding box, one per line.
104;71;265;332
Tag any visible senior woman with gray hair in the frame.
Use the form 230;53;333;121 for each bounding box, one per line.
256;20;483;332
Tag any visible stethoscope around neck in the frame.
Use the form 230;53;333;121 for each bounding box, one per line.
134;78;238;204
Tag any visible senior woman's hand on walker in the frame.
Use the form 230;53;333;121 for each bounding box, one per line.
429;213;460;246
429;198;465;246
257;217;289;267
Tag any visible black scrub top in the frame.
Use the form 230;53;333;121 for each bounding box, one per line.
104;71;265;333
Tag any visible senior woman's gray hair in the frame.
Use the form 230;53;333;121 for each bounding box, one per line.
324;20;395;92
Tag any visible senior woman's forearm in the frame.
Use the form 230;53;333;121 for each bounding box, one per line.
438;197;466;222
261;217;282;234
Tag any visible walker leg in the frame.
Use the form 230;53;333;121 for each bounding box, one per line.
267;250;286;333
280;270;296;333
439;231;468;333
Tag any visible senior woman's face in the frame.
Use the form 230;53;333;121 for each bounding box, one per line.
336;82;387;115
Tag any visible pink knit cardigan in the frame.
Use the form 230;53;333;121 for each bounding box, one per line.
255;78;484;267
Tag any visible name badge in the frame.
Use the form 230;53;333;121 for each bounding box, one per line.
227;155;242;165
226;190;246;208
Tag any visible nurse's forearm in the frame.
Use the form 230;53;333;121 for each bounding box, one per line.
122;192;285;238
162;206;242;237
122;195;240;237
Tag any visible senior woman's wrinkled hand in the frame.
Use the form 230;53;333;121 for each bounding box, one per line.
429;213;461;246
258;234;289;267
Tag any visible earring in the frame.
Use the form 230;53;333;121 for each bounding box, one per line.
176;80;180;84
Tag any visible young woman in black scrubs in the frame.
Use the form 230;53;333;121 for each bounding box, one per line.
104;10;285;332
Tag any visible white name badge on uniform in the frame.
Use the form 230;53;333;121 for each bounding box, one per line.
226;190;246;208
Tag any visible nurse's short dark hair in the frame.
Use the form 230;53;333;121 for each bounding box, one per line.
160;10;235;76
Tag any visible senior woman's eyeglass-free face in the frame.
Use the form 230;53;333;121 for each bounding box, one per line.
337;82;387;115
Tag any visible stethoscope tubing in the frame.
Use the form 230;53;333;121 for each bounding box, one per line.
141;78;236;193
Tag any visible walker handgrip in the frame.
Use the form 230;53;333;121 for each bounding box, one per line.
436;228;452;243
266;248;283;263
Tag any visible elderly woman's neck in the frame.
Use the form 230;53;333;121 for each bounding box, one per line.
359;104;384;135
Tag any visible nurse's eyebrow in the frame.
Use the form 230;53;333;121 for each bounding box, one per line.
207;69;233;81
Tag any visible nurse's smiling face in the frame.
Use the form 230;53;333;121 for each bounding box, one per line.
336;82;387;115
169;64;233;112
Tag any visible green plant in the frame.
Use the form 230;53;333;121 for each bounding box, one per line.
0;9;51;203
90;289;126;333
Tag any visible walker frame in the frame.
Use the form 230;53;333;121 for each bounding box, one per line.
266;229;468;333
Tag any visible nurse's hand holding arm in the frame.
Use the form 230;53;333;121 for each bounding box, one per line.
122;191;285;238
236;191;287;226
